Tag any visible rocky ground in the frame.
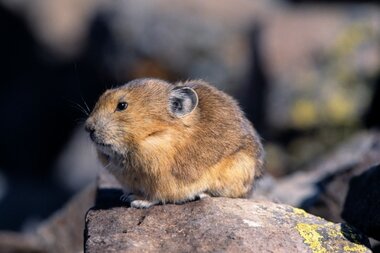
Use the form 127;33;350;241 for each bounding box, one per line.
84;166;373;253
0;184;95;253
86;198;369;253
1;130;379;252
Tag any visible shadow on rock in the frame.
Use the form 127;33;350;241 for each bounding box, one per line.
92;188;127;210
342;164;380;241
340;223;371;249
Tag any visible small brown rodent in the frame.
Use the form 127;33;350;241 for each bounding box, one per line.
85;78;264;208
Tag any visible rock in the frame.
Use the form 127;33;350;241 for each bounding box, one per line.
84;197;370;253
3;0;378;99
35;183;96;253
342;164;380;241
93;169;124;210
85;169;372;252
0;232;44;253
299;131;380;223
0;183;96;253
256;131;380;223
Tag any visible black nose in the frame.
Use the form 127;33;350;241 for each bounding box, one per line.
85;123;94;133
85;124;96;141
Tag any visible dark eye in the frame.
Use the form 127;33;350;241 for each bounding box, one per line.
116;102;128;111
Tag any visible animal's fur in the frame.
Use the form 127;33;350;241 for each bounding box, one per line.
85;78;264;207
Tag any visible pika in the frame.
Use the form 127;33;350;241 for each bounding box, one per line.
85;78;264;208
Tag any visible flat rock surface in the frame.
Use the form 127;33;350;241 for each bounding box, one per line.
84;197;370;253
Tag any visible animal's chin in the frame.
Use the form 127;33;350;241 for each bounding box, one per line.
95;143;115;158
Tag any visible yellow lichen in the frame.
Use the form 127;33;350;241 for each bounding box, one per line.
291;99;318;129
333;23;369;58
296;222;369;253
296;223;327;253
343;244;368;253
327;224;341;238
293;208;308;217
325;92;354;124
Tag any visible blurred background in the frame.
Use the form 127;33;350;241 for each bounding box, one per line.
0;0;379;239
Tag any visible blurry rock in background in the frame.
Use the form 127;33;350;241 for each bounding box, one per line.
0;183;96;253
256;131;380;217
261;5;380;174
252;130;380;248
0;0;110;59
0;0;379;235
265;8;380;130
0;1;112;231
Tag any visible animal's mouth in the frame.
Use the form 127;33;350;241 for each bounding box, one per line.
89;133;123;161
89;133;110;150
93;139;108;147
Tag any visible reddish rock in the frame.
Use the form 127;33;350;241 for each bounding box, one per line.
85;197;370;253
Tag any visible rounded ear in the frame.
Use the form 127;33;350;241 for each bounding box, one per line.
169;86;198;117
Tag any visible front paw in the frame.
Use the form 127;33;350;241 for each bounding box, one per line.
130;199;160;209
196;193;210;200
122;193;159;208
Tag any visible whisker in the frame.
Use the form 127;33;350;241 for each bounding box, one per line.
68;100;90;117
104;162;112;169
80;94;91;115
74;117;87;126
